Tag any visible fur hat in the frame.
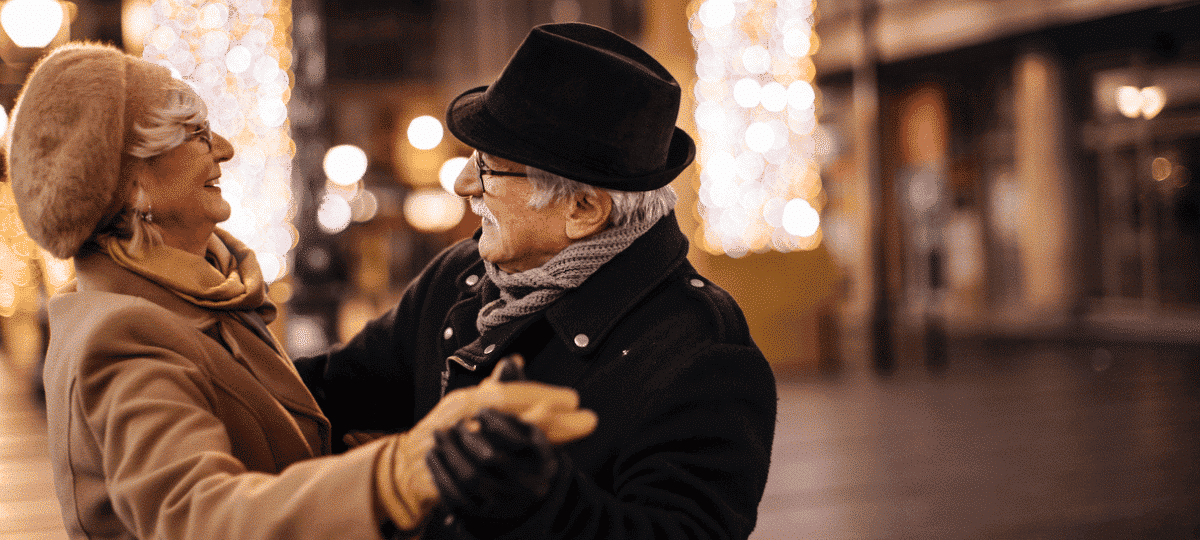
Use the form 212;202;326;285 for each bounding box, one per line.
5;42;179;259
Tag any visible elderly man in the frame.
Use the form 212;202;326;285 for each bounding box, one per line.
296;23;776;540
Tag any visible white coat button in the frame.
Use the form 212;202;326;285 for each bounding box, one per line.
574;334;589;348
484;344;496;354
690;278;705;288
465;274;480;286
443;327;453;340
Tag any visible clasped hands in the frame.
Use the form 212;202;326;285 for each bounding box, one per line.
373;356;596;532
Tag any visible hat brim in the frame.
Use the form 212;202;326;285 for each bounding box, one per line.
446;86;696;192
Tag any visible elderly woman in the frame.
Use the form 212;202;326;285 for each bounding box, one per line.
6;43;595;540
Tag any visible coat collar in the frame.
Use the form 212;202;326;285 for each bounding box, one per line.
545;212;688;355
72;251;216;327
68;251;327;445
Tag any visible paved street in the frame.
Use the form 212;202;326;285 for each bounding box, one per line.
5;338;1199;539
753;338;1200;539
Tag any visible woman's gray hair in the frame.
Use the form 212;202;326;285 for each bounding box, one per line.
125;86;208;159
525;167;677;227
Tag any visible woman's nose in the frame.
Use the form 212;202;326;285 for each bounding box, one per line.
454;152;483;197
211;133;235;163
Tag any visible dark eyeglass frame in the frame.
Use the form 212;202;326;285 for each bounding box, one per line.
476;151;526;194
188;121;213;153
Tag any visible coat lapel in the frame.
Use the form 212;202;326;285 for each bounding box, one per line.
73;252;331;456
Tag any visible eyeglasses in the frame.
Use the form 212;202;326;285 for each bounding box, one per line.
475;151;526;194
187;121;213;153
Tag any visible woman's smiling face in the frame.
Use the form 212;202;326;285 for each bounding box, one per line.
136;120;235;251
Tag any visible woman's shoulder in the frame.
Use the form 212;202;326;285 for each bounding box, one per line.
48;290;214;353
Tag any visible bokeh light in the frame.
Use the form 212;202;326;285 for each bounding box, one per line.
317;193;353;234
1;0;63;48
690;0;824;256
781;198;820;237
324;145;369;186
1116;86;1142;118
439;157;469;194
1140;86;1166;119
141;0;297;282
407;115;444;150
404;189;465;232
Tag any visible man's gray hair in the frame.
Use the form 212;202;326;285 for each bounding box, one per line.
525;167;677;227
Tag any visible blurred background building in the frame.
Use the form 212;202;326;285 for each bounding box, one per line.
0;0;1194;387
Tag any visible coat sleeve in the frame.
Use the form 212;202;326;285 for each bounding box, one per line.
469;342;777;540
74;301;389;540
293;237;478;446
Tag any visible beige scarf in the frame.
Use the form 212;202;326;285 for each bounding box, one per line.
102;227;276;322
99;228;329;455
476;214;660;333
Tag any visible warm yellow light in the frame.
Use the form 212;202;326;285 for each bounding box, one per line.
0;106;8;139
317;193;352;234
141;0;295;282
439;157;468;194
787;80;815;110
781;198;819;237
1152;157;1172;182
258;252;285;283
1140;86;1166;119
404;189;465;232
783;27;810;57
198;2;228;29
121;0;152;55
691;0;822;256
1;0;63;48
149;25;177;51
350;189;378;222
760;82;788;112
698;0;735;27
407;115;444;150
741;45;771;74
323;144;369;186
225;45;251;73
733;78;761;108
257;97;287;127
744;122;774;153
1116;86;1142;118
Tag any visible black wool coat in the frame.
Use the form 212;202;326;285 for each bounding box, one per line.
294;213;777;540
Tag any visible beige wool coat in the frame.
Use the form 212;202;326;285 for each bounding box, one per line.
43;252;389;540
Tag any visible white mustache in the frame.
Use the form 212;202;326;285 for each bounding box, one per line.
470;197;496;224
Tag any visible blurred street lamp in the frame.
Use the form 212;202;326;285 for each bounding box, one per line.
0;0;74;65
1116;85;1167;119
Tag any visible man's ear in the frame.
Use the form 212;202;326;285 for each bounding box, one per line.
565;189;612;240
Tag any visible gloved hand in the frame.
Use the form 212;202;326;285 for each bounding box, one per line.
427;408;564;533
373;357;597;532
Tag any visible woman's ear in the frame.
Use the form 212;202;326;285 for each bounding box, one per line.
565;189;612;240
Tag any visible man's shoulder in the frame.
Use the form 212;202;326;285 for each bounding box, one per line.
634;262;755;348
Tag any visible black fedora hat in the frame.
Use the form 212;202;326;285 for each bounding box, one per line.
445;23;696;192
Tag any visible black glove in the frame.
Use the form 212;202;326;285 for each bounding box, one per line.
427;408;561;532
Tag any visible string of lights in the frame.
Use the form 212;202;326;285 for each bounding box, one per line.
689;0;824;257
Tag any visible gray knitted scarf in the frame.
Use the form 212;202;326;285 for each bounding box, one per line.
476;215;661;334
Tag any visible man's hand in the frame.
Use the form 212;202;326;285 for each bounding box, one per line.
374;359;595;533
427;409;564;531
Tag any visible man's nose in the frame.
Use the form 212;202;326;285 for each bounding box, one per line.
454;152;483;197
